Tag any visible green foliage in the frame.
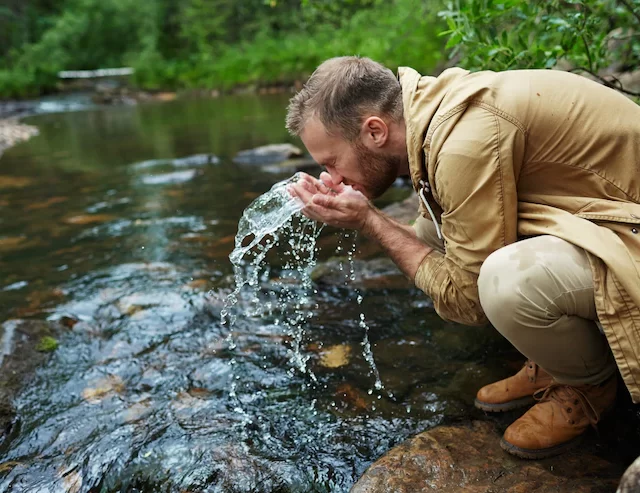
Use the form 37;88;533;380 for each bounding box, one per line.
438;0;640;76
0;0;447;98
36;336;59;352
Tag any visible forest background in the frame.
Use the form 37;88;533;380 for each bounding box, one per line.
0;0;638;99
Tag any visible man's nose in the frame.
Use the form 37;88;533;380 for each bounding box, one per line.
326;169;344;185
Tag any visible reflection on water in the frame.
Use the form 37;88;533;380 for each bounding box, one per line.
3;95;628;492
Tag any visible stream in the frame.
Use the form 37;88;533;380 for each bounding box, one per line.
0;94;636;492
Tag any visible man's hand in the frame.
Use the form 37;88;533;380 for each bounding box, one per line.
288;172;374;231
288;171;433;282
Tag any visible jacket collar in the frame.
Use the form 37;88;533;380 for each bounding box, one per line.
397;66;469;191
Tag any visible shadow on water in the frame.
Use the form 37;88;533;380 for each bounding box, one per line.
0;95;637;491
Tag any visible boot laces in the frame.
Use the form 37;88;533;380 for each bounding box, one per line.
533;383;600;426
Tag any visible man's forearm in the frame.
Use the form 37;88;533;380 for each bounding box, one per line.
361;207;433;280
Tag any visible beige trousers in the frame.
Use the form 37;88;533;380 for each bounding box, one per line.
413;215;616;386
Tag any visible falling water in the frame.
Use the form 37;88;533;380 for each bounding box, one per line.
221;174;385;404
221;174;322;402
345;235;384;396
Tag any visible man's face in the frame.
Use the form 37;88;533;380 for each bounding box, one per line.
300;117;400;199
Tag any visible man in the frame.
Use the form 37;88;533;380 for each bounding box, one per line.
286;56;640;459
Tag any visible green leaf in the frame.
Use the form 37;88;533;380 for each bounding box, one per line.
445;32;463;49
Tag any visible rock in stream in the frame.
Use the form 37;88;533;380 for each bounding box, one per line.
0;319;62;444
351;420;624;493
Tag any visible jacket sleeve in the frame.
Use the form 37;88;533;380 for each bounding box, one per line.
414;106;524;325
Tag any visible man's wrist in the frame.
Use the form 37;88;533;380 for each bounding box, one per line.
360;205;381;238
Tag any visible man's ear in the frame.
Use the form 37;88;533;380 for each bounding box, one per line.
360;116;389;149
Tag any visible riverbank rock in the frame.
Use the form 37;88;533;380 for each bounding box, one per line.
0;118;39;159
0;319;62;445
351;420;623;493
618;456;640;493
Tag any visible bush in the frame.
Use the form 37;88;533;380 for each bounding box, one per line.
438;0;640;95
0;0;448;98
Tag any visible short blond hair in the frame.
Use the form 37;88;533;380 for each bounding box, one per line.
286;56;403;141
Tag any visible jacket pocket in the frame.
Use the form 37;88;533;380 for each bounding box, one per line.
575;200;640;225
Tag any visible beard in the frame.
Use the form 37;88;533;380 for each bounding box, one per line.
354;141;401;199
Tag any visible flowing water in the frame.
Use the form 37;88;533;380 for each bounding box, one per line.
0;94;637;492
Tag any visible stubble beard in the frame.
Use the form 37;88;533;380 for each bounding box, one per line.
354;141;401;199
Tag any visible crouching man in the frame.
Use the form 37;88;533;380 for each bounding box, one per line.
286;56;640;459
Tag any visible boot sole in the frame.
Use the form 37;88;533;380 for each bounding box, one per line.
499;434;582;460
474;395;535;413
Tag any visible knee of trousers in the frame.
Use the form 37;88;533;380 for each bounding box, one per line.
477;245;545;339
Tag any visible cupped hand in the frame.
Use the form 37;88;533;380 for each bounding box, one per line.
287;172;373;230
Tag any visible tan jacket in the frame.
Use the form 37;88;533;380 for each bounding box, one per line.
398;67;640;402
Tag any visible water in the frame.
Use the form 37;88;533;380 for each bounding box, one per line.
0;94;636;492
221;174;318;410
222;176;390;402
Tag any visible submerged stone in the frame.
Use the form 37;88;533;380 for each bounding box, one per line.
318;344;352;369
311;257;412;290
351;420;623;493
64;213;116;225
0;176;33;189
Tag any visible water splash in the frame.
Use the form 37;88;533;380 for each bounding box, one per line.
221;175;386;410
221;174;323;401
344;232;384;395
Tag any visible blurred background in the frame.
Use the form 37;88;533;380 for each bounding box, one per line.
0;0;639;99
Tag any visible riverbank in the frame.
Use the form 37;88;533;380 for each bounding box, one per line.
0;118;39;159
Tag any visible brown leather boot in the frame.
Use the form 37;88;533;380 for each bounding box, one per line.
500;375;617;459
474;360;553;412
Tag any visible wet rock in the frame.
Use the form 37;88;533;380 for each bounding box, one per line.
351;420;622;493
16;287;66;317
261;156;320;174
618;456;640;492
24;196;69;211
82;375;125;404
132;153;219;170
311;257;411;290
0;319;62;445
140;169;199;185
318;344;352;368
0;118;39;159
0;236;27;252
382;192;420;224
233;143;303;165
184;279;210;291
335;383;370;412
64;213;116;225
0;176;33;190
0;101;37;119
